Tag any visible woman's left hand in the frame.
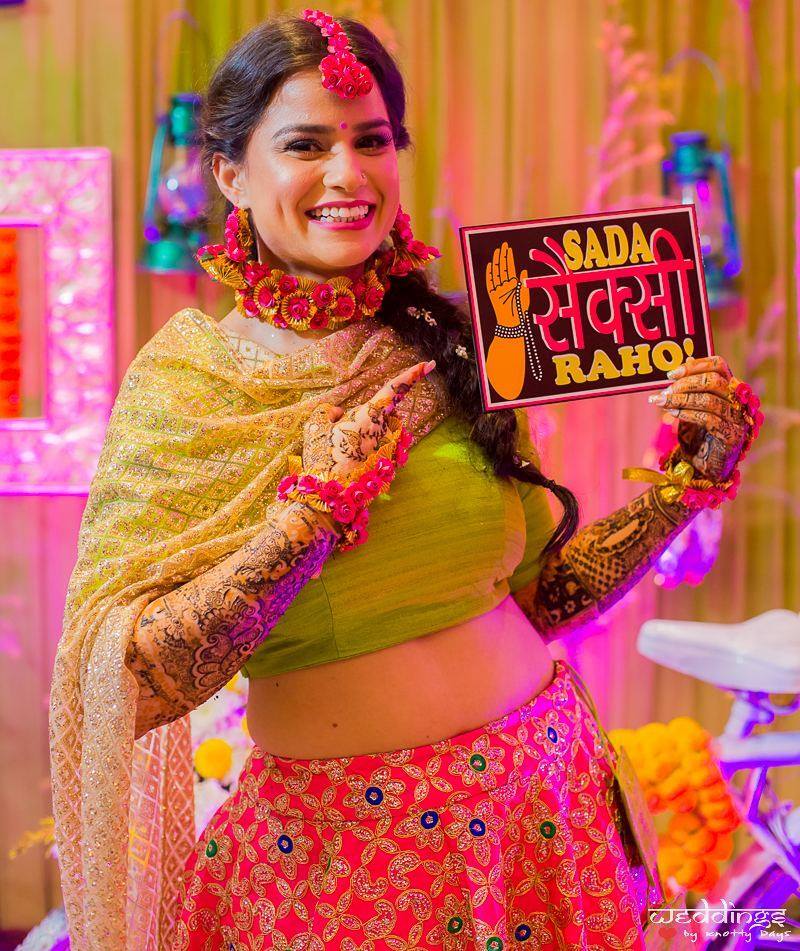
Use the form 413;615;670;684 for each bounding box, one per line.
648;354;752;483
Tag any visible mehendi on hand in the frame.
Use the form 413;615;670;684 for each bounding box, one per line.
648;355;752;483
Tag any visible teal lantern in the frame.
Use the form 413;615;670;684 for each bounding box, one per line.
141;93;208;273
662;131;741;308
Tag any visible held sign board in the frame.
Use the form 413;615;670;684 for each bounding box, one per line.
460;205;714;411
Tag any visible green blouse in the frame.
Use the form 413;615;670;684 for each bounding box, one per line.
241;410;555;679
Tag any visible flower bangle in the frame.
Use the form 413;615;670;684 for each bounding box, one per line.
276;417;414;551
623;379;764;511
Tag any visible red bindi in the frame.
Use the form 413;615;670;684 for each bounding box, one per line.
339;122;348;130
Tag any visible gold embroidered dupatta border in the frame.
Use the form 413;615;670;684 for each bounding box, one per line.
48;308;452;950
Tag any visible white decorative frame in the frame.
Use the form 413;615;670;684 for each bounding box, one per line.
0;148;114;494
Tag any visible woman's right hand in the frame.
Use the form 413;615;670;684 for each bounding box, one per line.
301;360;436;481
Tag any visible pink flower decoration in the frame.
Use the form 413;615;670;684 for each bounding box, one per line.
278;274;299;295
396;445;409;467
351;278;366;301
309;312;329;330
397;428;413;451
317;480;344;504
360;474;384;498
363;286;384;310
374;457;396;481
735;382;753;404
257;285;275;309
345;484;368;507
276;474;298;496
351;507;370;532
409;239;429;257
273;314;288;329
242;295;259;318
297;474;320;494
390;256;413;277
305;10;374;100
226;239;246;263
312;283;335;307
333;295;356;318
331;498;356;524
244;262;270;286
286;295;311;322
196;242;223;260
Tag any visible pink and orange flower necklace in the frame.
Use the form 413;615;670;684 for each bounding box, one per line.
196;205;440;332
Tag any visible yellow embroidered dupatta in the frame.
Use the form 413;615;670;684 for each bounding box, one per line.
48;308;451;950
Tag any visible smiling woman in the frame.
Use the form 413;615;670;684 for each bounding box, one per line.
211;75;399;283
48;7;760;951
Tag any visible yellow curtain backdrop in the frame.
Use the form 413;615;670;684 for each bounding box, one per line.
0;0;797;931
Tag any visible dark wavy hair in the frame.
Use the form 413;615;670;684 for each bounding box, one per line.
200;14;578;553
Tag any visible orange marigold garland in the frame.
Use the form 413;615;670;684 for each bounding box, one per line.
608;716;741;897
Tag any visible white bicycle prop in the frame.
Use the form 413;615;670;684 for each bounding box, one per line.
637;609;800;949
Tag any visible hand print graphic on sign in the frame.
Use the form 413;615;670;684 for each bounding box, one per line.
460;205;714;410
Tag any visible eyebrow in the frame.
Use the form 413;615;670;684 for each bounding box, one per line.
272;118;392;139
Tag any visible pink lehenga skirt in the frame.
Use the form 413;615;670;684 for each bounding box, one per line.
172;660;655;950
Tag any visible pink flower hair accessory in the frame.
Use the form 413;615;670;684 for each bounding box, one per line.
302;9;373;100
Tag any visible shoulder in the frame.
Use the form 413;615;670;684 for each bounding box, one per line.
148;307;217;350
116;308;224;406
126;308;225;373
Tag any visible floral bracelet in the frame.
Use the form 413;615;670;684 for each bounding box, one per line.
276;417;414;551
624;379;763;511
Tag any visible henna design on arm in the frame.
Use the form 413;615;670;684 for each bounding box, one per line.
514;488;695;639
124;501;339;738
301;365;427;477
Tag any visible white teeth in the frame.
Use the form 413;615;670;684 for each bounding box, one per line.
309;205;371;221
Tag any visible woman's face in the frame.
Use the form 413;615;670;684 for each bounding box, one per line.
214;68;400;282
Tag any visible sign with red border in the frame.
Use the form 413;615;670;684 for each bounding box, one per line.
460;205;714;411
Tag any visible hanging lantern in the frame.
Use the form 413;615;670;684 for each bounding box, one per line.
662;132;741;308
141;93;208;273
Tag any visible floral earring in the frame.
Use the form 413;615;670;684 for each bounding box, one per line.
196;207;253;290
385;206;440;276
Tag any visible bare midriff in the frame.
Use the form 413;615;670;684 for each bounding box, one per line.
219;310;555;759
245;593;555;759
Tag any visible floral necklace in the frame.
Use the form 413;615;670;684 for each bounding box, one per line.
196;206;440;332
